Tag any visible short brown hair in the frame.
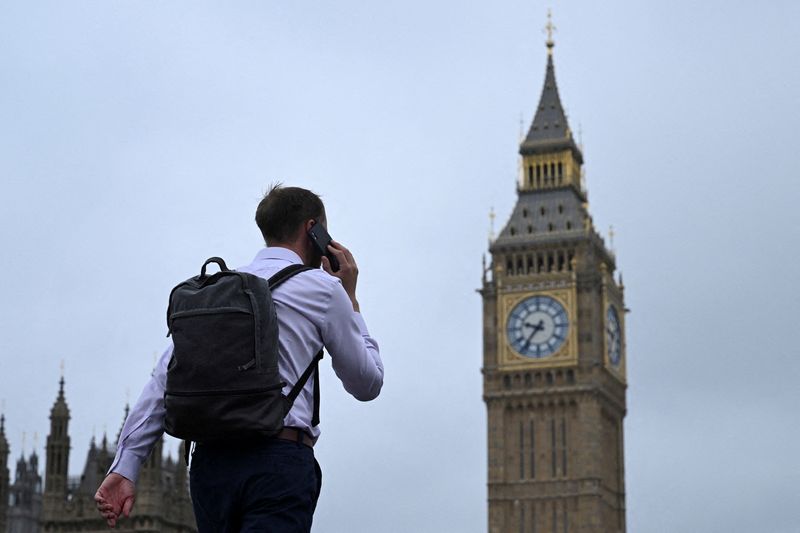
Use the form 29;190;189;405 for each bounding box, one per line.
255;184;325;245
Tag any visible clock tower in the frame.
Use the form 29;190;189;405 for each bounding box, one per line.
481;22;627;533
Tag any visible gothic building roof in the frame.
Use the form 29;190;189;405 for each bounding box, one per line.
1;378;196;532
493;188;589;248
519;45;583;164
49;377;70;419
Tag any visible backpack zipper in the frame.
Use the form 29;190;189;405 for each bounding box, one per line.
166;383;286;397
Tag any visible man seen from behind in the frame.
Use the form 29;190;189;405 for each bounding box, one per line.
94;185;384;532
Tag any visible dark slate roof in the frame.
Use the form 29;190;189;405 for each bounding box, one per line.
492;188;587;250
520;51;583;164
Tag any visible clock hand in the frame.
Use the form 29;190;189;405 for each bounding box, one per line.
521;320;545;351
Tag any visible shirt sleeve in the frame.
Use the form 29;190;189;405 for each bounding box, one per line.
321;283;383;401
108;343;172;484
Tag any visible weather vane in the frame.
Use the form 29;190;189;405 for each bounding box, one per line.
489;207;496;241
544;9;557;53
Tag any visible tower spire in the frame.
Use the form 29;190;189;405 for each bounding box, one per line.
44;375;71;503
520;12;582;165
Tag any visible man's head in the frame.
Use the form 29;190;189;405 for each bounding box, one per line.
255;184;327;264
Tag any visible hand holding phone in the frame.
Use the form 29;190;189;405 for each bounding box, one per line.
308;221;340;272
323;240;360;312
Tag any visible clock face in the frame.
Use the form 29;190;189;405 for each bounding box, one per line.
506;295;569;358
606;305;622;366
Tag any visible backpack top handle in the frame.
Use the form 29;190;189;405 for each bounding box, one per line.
200;257;230;278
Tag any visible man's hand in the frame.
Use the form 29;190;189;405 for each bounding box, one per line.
95;473;136;528
322;240;360;312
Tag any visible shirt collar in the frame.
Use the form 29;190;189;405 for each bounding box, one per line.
253;246;304;265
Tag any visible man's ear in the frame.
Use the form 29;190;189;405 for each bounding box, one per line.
304;219;316;235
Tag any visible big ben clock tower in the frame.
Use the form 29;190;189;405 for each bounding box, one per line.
481;16;627;533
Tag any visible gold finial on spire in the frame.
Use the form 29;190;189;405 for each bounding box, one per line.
544;9;556;54
489;207;496;241
32;432;38;452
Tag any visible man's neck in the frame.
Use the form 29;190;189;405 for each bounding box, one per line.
269;241;310;266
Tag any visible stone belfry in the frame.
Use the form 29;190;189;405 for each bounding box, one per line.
0;414;10;532
481;14;627;533
43;376;71;517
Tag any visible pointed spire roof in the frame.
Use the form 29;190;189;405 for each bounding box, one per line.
0;413;8;454
115;403;130;447
519;19;583;164
50;376;70;418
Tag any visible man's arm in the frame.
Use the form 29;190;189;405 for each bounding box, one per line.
321;241;383;400
95;344;172;527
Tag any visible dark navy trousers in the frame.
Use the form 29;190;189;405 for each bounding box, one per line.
189;439;322;533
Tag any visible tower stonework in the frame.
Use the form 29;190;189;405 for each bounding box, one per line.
481;32;627;533
8;452;43;533
43;378;70;518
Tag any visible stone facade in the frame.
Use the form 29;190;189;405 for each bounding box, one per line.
7;453;42;533
481;32;627;533
0;380;196;533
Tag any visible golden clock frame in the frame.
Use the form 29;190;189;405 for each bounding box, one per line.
497;287;578;369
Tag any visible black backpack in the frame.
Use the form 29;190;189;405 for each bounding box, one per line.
163;257;323;442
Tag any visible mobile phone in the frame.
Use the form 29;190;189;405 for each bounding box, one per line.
308;221;340;272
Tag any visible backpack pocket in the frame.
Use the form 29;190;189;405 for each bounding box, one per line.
164;383;287;441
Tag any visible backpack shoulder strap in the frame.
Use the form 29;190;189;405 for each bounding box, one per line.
286;349;324;427
266;264;324;427
267;264;314;290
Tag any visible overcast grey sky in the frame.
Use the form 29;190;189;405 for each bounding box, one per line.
1;1;798;532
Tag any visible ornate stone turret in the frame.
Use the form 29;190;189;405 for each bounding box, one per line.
8;450;43;532
0;414;10;533
43;377;71;515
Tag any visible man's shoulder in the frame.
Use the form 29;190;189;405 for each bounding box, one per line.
261;264;342;298
289;266;342;292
